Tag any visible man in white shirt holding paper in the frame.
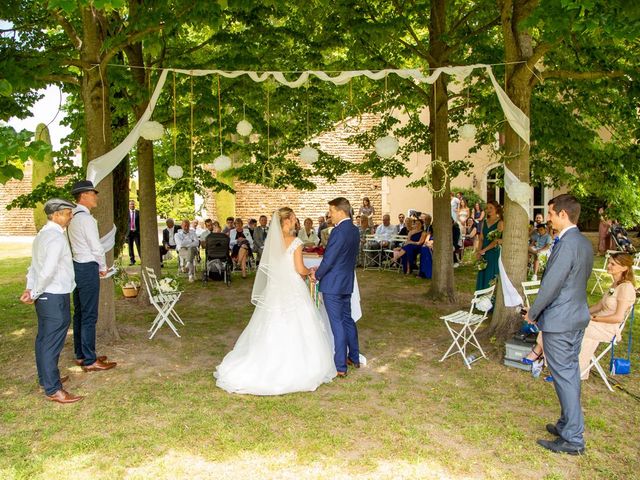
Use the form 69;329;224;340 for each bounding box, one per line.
67;180;117;372
175;219;200;282
20;199;83;404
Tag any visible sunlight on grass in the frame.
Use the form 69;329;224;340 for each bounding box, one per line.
10;329;26;337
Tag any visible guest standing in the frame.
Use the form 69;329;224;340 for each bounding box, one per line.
475;200;503;290
126;200;140;265
358;197;375;227
525;194;593;455
20;199;84;403
597;206;612;255
67;181;116;372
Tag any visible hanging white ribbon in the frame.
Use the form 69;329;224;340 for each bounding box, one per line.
498;254;524;307
99;224;117;253
503;166;531;214
85;65;529;186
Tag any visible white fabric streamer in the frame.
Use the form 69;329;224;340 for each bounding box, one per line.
504;166;531;214
99;224;117;253
498;254;523;307
85;65;529;187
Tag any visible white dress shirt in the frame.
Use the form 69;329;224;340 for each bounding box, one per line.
375;224;396;242
298;228;320;246
67;204;106;271
26;221;75;299
229;228;254;249
175;229;200;249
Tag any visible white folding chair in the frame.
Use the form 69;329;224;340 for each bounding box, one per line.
143;268;184;339
383;234;407;271
521;279;541;308
590;250;615;295
362;234;382;270
580;305;634;392
439;285;495;368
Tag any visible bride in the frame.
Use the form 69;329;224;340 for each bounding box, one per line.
214;207;337;395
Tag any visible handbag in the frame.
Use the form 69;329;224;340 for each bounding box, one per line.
609;305;634;375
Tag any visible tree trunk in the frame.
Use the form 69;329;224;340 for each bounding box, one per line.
81;6;119;342
487;2;533;340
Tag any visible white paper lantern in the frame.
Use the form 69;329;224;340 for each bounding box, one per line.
375;135;399;158
300;145;319;164
213;154;232;171
139;121;165;141
459;123;477;140
236;119;253;137
167;165;183;179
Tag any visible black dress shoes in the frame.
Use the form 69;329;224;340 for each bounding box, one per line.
537;438;585;455
546;424;560;437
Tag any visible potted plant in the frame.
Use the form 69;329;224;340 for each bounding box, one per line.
113;261;141;298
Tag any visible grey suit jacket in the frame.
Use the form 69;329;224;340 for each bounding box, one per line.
528;227;593;333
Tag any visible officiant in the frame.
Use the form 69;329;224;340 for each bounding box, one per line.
67;180;117;373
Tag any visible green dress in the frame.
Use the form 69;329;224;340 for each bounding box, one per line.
476;220;500;290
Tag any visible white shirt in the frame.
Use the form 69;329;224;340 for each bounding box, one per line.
67;204;107;271
26;221;75;299
375;224;396;242
298;228;320;246
199;230;212;244
168;227;176;246
229;227;254;249
175;229;199;249
558;224;577;239
450;197;460;220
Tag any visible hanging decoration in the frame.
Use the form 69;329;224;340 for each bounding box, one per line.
167;71;183;180
374;77;399;159
459;123;477;140
300;83;319;165
213;75;232;172
139;120;164;141
236;105;253;136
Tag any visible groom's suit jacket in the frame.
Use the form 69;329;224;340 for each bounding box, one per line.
528;226;593;333
316;218;360;295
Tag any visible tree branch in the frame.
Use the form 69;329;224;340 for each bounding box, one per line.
539;69;627;82
36;74;80;86
390;0;437;65
446;16;501;55
51;9;82;50
100;24;164;69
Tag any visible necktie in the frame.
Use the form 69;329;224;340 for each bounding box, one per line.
130;211;135;231
553;236;560;247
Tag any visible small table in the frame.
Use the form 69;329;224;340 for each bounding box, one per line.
303;254;362;321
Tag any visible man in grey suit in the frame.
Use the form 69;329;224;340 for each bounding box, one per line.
525;194;593;455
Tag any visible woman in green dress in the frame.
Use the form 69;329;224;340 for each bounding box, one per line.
475;200;503;290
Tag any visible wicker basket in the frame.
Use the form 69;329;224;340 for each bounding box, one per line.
122;286;139;298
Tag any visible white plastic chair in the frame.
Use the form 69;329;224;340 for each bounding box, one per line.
439;285;495;368
591;251;616;295
143;267;184;339
580;305;634;392
362;234;382;270
521;279;541;308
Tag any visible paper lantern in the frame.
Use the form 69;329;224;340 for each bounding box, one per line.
236;119;253;137
459;123;477;140
139;121;164;141
167;165;183;179
375;135;399;158
213;154;232;171
300;145;319;164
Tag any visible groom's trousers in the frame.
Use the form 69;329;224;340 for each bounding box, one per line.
323;293;359;373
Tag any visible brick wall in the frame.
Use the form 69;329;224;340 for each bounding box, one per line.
204;113;385;227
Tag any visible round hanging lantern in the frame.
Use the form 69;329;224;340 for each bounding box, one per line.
375;135;399;158
167;165;183;179
300;145;319;164
459;123;477;140
236;119;253;137
139;121;165;141
213;154;232;172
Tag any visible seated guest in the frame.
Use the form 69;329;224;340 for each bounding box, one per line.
463;217;477;249
247;218;257;238
523;252;636;382
200;218;214;247
359;215;372;237
317;215;328;236
298;217;320;247
374;214;396;249
529;213;545;236
253;215;269;263
222;216;235;235
229;218;253;278
159;218;181;267
396;213;406;233
192;218;205;237
418;232;434;279
398;216;412;236
392;218;428;274
528;223;552;280
175;219;200;282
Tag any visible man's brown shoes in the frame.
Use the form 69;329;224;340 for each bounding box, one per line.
347;358;360;368
74;355;108;367
46;389;84;404
81;359;117;372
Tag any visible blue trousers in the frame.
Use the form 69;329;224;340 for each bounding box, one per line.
72;261;100;365
544;330;586;447
35;293;71;395
323;293;359;373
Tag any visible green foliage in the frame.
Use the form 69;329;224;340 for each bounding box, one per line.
0;125;52;184
452;187;483;210
32;124;55;231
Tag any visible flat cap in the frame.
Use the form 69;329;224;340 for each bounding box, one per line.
44;198;76;215
71;180;99;195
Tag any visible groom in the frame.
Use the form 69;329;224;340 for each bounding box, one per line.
312;197;361;377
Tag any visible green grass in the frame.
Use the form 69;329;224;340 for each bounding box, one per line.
0;253;639;479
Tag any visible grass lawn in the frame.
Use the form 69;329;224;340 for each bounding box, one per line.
0;253;639;479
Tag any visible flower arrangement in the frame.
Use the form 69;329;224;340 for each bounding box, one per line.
475;258;488;271
112;261;140;298
486;229;503;243
155;275;180;294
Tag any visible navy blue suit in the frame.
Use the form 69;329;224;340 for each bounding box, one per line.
315;218;361;372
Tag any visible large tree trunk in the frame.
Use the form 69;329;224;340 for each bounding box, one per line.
124;38;162;281
81;6;119;342
426;0;456;301
487;2;534;340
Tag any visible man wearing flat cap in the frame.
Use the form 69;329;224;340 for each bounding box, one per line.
20;199;84;403
67;180;117;372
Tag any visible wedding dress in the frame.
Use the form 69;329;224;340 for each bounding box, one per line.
214;214;336;395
